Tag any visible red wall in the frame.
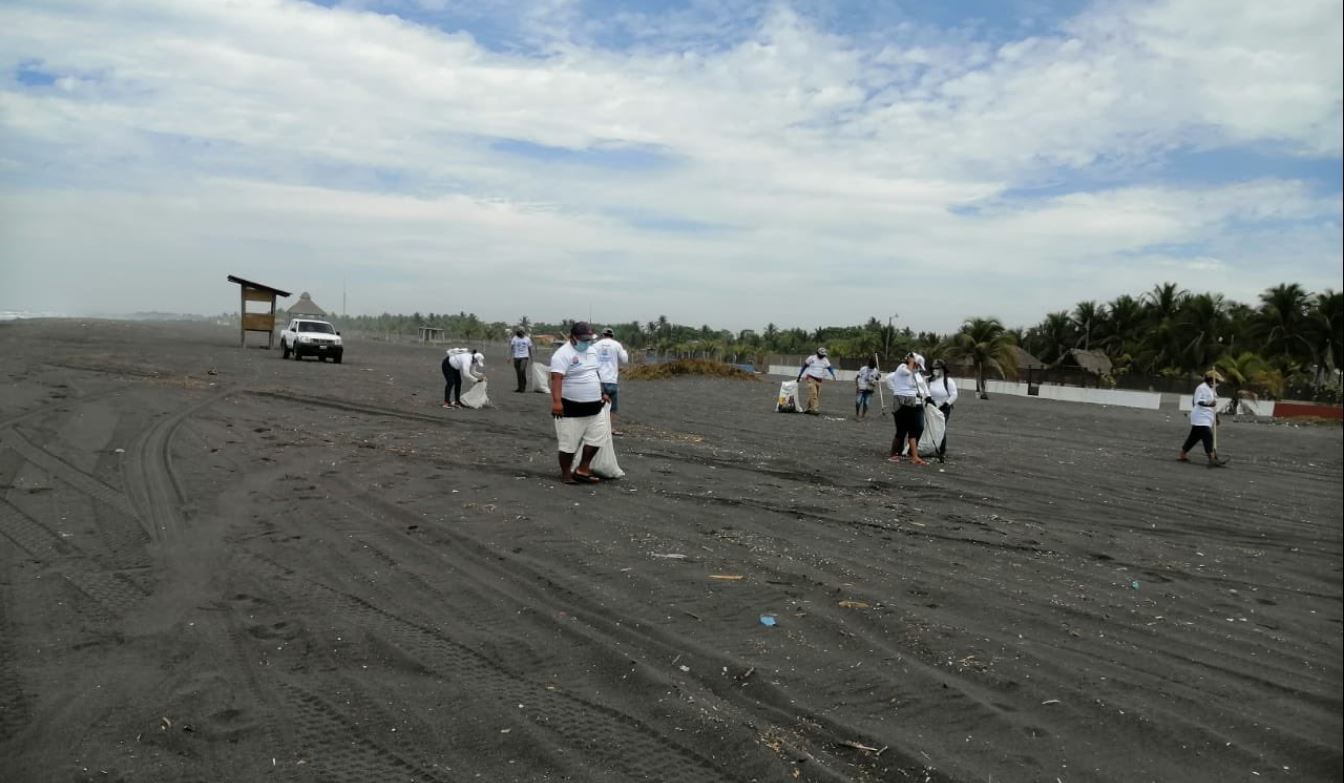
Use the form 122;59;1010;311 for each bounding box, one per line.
1274;401;1344;420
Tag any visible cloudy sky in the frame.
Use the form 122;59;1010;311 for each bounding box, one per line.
1;0;1340;333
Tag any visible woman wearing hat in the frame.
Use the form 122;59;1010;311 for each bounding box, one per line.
797;347;837;414
885;352;928;465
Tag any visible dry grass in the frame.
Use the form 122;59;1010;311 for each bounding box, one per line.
625;359;759;381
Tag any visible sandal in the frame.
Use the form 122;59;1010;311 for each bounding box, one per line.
571;472;601;484
886;455;901;463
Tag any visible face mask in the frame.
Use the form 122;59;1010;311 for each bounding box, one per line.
574;340;591;352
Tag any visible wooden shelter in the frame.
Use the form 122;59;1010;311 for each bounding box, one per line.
227;275;291;348
417;326;446;342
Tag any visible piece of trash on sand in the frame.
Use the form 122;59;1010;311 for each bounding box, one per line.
651;553;687;559
709;574;744;581
759;614;777;627
837;740;883;753
1130;580;1140;590
1041;699;1061;705
114;448;125;454
837;600;870;609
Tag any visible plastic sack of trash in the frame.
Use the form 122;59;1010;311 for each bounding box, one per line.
775;380;799;412
590;406;625;479
459;379;491;409
901;401;946;456
532;363;550;393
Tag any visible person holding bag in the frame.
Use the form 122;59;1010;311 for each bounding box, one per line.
927;359;958;462
886;352;928;465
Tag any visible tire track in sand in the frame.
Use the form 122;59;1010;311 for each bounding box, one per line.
238;549;734;782
120;389;230;542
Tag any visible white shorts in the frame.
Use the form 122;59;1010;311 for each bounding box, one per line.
554;410;610;453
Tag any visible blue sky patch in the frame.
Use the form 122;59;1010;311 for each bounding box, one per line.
491;138;678;171
15;60;58;87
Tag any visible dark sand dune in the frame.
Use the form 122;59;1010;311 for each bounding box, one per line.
1;319;1340;782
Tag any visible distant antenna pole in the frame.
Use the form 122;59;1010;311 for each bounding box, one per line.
343;276;347;317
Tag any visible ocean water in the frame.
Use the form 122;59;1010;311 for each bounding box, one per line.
0;311;66;320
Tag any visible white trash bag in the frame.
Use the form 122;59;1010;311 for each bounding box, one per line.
532;364;551;393
901;401;946;456
459;379;491;409
590;407;625;479
776;380;799;412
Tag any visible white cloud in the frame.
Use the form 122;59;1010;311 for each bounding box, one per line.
0;0;1340;331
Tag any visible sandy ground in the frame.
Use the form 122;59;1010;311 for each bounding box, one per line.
0;319;1340;783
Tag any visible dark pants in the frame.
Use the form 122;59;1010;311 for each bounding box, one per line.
891;404;924;454
1182;425;1213;454
513;358;529;391
938;404;953;455
442;359;463;404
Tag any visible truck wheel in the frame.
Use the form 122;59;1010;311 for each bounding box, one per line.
281;342;290;359
333;355;342;364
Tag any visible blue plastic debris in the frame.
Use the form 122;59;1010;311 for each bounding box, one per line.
759;614;777;627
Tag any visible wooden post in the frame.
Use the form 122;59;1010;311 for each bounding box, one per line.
239;285;246;347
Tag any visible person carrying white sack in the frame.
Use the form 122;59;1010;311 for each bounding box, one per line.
886;352;928;466
926;359;958;462
549;321;610;485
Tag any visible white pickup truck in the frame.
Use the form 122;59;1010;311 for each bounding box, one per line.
279;318;344;363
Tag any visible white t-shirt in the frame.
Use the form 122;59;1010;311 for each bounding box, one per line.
550;342;602;402
928;375;959;406
855;366;880;391
800;355;833;380
593;337;629;384
449;351;484;381
1190;382;1217;427
886;364;919;397
510;335;533;359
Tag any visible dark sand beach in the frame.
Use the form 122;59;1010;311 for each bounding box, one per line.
1;318;1340;782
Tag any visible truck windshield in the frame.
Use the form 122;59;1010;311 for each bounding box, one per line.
297;322;336;334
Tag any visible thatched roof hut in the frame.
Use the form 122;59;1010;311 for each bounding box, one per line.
1056;348;1113;377
285;292;326;319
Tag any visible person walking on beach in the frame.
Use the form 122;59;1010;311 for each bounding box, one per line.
594;327;630;435
797;347;836;415
927;359;958;462
886;352;928;465
1179;372;1226;467
550;321;610;484
442;348;485;409
855;356;880;419
509;328;533;392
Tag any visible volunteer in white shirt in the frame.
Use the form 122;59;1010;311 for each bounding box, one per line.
442;349;485;408
797;347;837;414
509;329;533;393
1179;372;1225;467
593;327;630;435
885;352;928;465
927;359;959;461
854;356;881;419
549;321;610;484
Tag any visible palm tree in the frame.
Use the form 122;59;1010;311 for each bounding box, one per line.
1178;292;1230;373
1307;290;1343;379
1255;283;1312;370
945;317;1018;399
1072;300;1099;351
1213;352;1282;415
1029;311;1074;365
1098;294;1144;370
